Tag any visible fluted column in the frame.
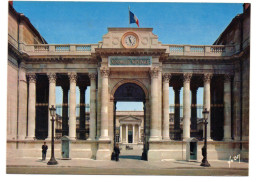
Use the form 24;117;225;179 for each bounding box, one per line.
133;125;135;143
99;67;110;140
191;87;198;135
203;73;212;140
183;73;192;141
89;73;97;140
62;86;69;136
68;72;77;140
139;125;141;142
126;125;128;143
47;73;56;139
174;87;181;140
79;86;87;139
223;74;232;141
162;73;171;140
26;74;36;139
120;125;122;142
149;67;160;141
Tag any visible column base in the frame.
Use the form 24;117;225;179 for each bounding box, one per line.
149;136;161;141
25;136;35;140
162;136;171;141
98;136;110;141
87;138;96;141
223;138;233;142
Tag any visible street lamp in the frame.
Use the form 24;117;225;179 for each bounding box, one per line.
200;108;210;167
47;105;58;165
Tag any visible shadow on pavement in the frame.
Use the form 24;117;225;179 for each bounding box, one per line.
119;155;142;160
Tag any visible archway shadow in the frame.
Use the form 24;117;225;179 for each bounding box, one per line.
119;155;142;160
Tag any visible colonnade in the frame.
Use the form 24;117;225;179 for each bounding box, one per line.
119;124;141;144
25;67;233;142
26;72;97;140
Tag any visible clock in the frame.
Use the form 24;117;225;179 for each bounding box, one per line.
121;32;139;48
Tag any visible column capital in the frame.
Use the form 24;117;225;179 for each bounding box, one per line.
183;73;192;83
224;74;232;82
89;73;97;80
203;73;213;83
149;67;159;78
27;73;36;83
100;67;110;78
47;72;56;83
162;73;171;83
68;72;77;83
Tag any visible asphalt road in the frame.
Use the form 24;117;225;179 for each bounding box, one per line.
6;166;248;176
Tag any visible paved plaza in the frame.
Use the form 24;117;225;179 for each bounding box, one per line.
6;150;248;175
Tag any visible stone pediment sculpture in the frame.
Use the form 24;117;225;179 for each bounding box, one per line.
119;115;141;122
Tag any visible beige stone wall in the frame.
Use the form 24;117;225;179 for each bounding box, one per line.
8;12;18;41
242;56;249;141
7;59;18;140
21;23;42;44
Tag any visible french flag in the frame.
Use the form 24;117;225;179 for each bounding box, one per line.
129;10;139;27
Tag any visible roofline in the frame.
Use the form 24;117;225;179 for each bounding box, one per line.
9;3;48;44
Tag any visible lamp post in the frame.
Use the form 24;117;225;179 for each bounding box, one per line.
200;108;210;167
47;105;58;165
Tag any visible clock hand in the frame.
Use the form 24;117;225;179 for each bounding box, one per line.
129;37;132;44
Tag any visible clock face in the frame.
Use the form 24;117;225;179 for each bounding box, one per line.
122;32;139;48
124;35;137;46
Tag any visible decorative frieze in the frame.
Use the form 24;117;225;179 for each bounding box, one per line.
183;73;192;83
100;67;110;78
47;73;56;83
162;73;171;83
68;72;77;83
149;67;159;78
27;73;36;83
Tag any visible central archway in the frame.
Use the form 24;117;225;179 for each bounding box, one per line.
112;81;148;160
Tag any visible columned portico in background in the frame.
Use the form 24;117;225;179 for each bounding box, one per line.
26;73;36;140
183;73;192;141
203;73;212;140
68;72;77;140
99;67;110;140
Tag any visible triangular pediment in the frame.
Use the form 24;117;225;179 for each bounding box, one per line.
119;115;141;122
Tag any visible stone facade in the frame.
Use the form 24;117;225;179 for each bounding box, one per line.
7;3;250;161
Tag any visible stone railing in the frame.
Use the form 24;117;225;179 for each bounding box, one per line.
167;45;235;57
21;44;99;56
11;39;235;57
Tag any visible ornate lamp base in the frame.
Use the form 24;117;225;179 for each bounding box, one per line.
47;157;58;165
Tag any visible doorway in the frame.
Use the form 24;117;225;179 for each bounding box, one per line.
113;82;148;160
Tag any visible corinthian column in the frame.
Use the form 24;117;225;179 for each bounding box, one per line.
47;73;56;139
68;72;77;140
162;73;171;140
223;74;232;141
99;67;110;140
183;73;192;141
149;67;160;141
203;73;212;140
26;74;36;140
89;73;97;140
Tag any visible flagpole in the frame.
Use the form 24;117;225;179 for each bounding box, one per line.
128;6;130;27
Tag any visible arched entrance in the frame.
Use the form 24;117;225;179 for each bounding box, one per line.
112;81;148;160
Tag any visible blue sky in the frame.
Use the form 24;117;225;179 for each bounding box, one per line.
12;1;243;111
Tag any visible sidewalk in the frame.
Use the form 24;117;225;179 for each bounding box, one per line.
6;156;248;170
